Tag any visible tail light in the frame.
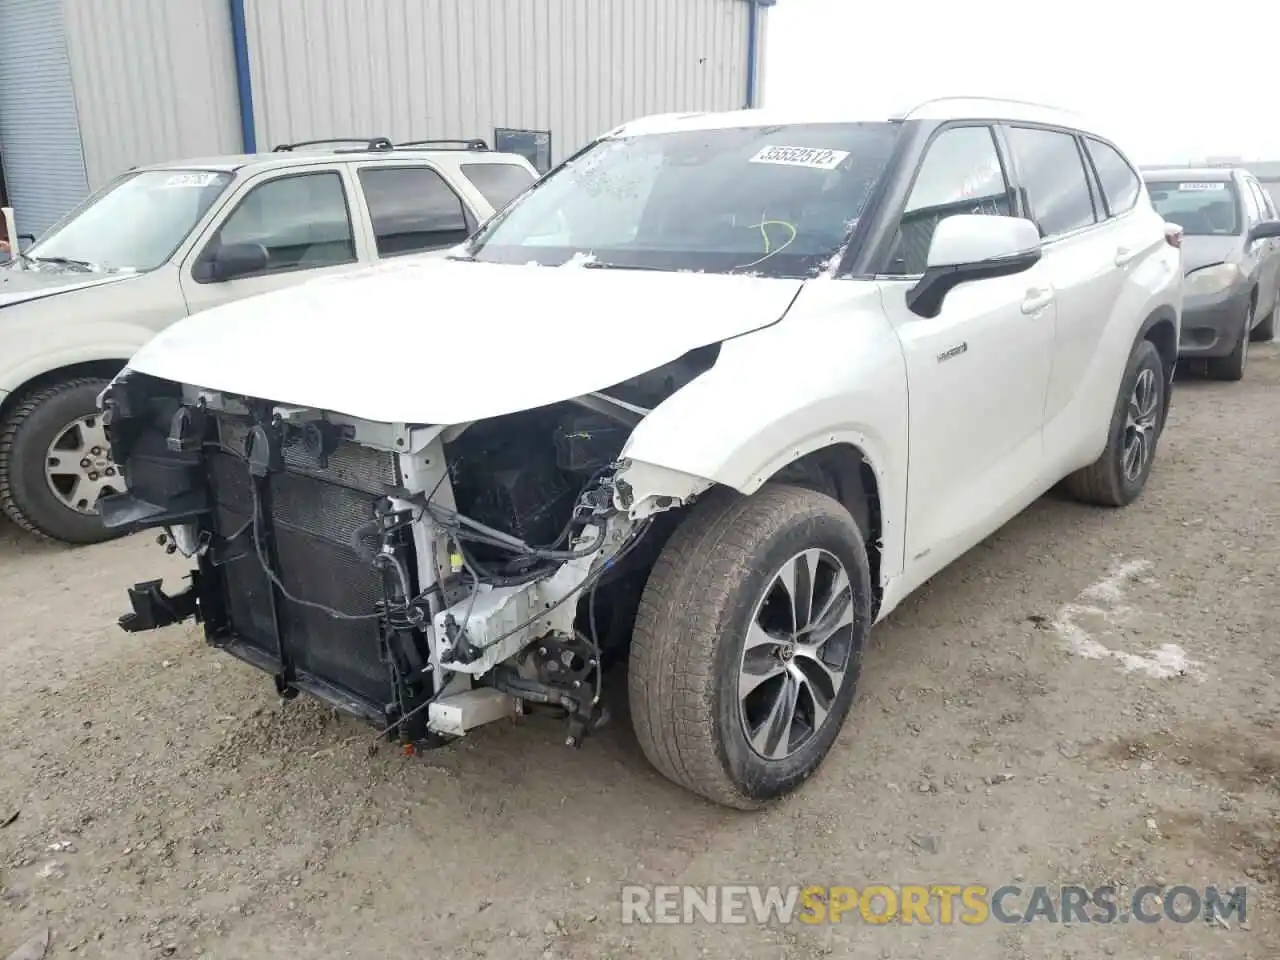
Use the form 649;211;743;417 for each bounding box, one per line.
1164;222;1184;249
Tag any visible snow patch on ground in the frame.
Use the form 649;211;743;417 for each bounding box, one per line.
1052;557;1205;681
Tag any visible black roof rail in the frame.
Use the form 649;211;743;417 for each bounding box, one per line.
272;137;393;153
393;138;490;152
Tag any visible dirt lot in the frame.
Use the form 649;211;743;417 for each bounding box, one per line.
2;346;1277;960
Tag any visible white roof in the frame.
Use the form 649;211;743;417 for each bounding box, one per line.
610;97;1109;142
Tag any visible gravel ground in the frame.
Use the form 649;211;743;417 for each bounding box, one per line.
2;345;1277;960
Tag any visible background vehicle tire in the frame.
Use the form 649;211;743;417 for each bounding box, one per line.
1249;300;1276;342
0;377;125;544
1065;339;1165;508
1208;303;1251;381
628;484;873;809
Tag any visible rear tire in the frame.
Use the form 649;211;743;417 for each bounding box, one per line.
628;484;873;809
0;377;124;544
1065;339;1165;508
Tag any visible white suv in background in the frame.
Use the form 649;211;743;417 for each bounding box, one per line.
0;138;537;543
103;99;1182;809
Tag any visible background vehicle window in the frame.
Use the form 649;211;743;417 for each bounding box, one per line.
889;125;1013;275
1246;179;1274;221
1085;138;1141;217
1146;180;1240;236
1005;127;1097;238
217;172;354;275
1239;178;1263;226
359;166;471;256
462;162;536;211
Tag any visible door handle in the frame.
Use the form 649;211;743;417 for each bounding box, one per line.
1021;288;1054;315
1115;246;1138;266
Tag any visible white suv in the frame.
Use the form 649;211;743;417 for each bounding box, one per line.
0;138;538;543
102;99;1181;809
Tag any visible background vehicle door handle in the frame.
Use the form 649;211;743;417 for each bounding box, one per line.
1021;288;1054;314
1115;246;1138;266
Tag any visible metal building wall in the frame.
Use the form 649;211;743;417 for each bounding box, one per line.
62;0;242;190
243;0;762;161
0;0;90;238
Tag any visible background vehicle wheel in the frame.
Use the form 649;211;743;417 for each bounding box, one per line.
1065;339;1165;508
628;484;873;809
1208;303;1251;381
1249;300;1276;342
0;377;126;544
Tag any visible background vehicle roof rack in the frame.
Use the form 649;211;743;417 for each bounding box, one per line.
272;137;393;153
394;138;490;151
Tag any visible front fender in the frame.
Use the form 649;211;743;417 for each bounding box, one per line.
620;280;909;579
0;270;181;395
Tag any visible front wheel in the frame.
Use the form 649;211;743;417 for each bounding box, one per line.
1065;339;1165;507
0;377;126;544
628;485;873;809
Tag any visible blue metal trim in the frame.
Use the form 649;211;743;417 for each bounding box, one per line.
742;0;774;109
744;0;759;108
229;0;257;152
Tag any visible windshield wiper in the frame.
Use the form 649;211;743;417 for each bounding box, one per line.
31;256;96;272
577;260;672;272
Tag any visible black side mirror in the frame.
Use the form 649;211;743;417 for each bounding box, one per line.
202;242;269;282
1248;220;1280;244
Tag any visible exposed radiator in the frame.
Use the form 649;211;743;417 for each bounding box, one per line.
208;416;403;707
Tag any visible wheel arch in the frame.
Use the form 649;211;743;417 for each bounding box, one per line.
766;443;883;610
0;359;128;426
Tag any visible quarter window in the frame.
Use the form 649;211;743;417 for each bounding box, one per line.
1005;127;1097;238
1085;138;1141;217
889;125;1014;275
359;166;472;256
215;172;355;276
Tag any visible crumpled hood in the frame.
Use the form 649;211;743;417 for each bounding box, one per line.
1180;234;1243;275
125;257;805;424
0;264;137;307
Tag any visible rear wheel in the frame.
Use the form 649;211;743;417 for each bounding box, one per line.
1065;339;1165;507
0;378;126;544
628;485;873;809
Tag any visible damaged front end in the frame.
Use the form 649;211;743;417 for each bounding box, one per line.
98;355;713;749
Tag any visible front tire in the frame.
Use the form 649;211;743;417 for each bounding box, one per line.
628;485;873;809
1065;339;1165;507
1208;301;1251;381
1250;299;1276;342
0;377;125;544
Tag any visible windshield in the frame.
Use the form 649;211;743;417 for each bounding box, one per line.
28;169;234;271
1145;180;1240;236
466;122;901;277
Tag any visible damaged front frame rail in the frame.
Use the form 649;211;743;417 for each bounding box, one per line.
100;372;705;749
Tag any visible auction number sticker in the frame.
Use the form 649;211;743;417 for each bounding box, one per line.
750;145;849;170
160;172;222;188
1177;182;1226;191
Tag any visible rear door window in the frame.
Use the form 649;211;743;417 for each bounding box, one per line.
1005;126;1098;238
358;166;472;257
462;162;536;211
1084;138;1142;217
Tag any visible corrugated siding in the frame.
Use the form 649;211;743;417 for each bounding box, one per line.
244;0;754;162
0;0;89;238
62;0;241;189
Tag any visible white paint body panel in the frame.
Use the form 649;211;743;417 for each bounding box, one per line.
127;259;806;425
